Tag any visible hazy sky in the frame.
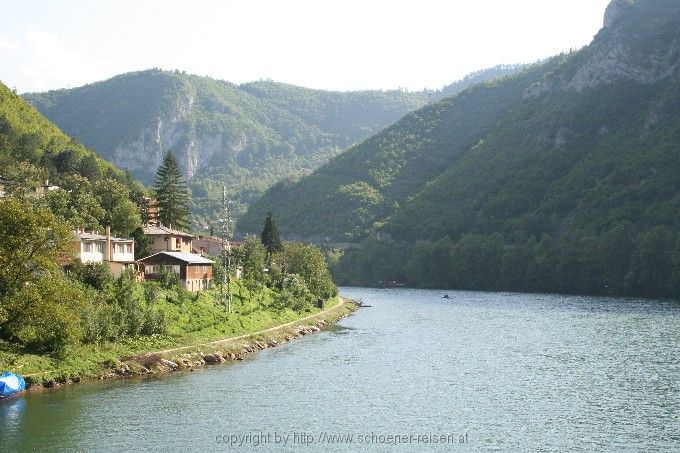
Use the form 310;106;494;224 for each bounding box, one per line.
0;0;612;93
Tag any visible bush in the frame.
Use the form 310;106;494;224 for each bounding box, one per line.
141;307;168;335
278;274;314;311
66;261;114;291
158;266;181;289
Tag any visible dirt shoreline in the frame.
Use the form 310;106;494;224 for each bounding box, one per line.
13;297;358;395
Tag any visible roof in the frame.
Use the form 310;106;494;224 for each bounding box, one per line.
138;251;214;264
74;231;133;243
143;225;195;238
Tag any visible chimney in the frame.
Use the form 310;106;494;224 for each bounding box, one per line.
104;226;111;261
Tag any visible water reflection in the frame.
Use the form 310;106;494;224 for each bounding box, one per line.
2;288;679;452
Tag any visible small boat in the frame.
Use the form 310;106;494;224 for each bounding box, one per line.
442;294;450;299
0;371;26;398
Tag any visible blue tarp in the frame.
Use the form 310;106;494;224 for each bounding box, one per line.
0;371;26;397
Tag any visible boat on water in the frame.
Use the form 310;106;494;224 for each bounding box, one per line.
0;371;26;398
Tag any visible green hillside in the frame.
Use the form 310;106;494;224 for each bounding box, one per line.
22;71;426;226
23;67;523;228
243;0;680;298
0;81;144;236
238;61;557;238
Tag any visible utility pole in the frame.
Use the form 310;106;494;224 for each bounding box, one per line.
219;186;233;313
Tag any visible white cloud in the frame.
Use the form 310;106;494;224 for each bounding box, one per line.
0;0;612;92
0;39;20;55
16;31;115;92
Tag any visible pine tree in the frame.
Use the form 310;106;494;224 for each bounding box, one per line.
260;210;283;260
153;150;190;230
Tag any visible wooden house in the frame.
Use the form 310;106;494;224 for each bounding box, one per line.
138;251;214;292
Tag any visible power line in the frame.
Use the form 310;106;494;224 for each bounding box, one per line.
219;186;233;313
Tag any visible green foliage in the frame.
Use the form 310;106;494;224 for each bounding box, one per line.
66;262;114;291
0;81;145;238
0;198;84;354
276;242;337;300
157;265;182;289
80;270;169;344
154;150;190;230
241;236;267;288
277;274;314;311
131;226;153;259
94;178;141;236
260;209;283;260
331;222;680;299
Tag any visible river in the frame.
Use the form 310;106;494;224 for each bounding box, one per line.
1;288;679;451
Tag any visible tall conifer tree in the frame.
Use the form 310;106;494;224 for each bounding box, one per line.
261;210;283;261
153;150;190;230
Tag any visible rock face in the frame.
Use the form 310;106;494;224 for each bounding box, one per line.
528;0;680;96
603;0;630;29
24;70;429;185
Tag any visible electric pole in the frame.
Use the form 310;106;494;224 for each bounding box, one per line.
219;186;233;313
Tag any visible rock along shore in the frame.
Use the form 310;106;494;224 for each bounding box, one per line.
23;298;358;393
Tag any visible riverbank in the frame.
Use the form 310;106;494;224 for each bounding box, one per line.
1;296;357;394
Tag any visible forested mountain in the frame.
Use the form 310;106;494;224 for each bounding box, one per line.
238;61;557;238
23;67;523;227
0;81;145;236
0;82;124;181
435;64;527;99
242;0;680;298
22;72;425;225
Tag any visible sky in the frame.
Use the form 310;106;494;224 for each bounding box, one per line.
0;0;612;94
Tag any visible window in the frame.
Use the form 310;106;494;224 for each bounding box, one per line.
95;243;104;253
126;244;133;254
83;242;93;253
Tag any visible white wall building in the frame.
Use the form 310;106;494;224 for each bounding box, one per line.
74;227;136;277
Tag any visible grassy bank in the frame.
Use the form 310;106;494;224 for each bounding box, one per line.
0;280;356;387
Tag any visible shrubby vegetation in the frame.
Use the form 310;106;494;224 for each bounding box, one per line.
228;235;337;311
0;81;337;360
1;195;336;357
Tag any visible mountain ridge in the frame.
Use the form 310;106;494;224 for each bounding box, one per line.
23;65;524;225
241;0;680;298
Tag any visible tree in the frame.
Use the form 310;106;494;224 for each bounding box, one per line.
241;236;267;300
278;242;337;300
260;210;283;261
0;198;85;353
79;154;102;183
45;173;105;230
153;150;190;230
242;236;267;283
131;226;153;259
94;179;141;236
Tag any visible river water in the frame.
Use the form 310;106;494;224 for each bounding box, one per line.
1;288;679;452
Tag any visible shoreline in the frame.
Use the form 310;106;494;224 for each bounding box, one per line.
6;297;358;397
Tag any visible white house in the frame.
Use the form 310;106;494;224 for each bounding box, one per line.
74;227;136;277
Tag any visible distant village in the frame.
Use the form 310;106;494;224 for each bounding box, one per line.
0;177;242;292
